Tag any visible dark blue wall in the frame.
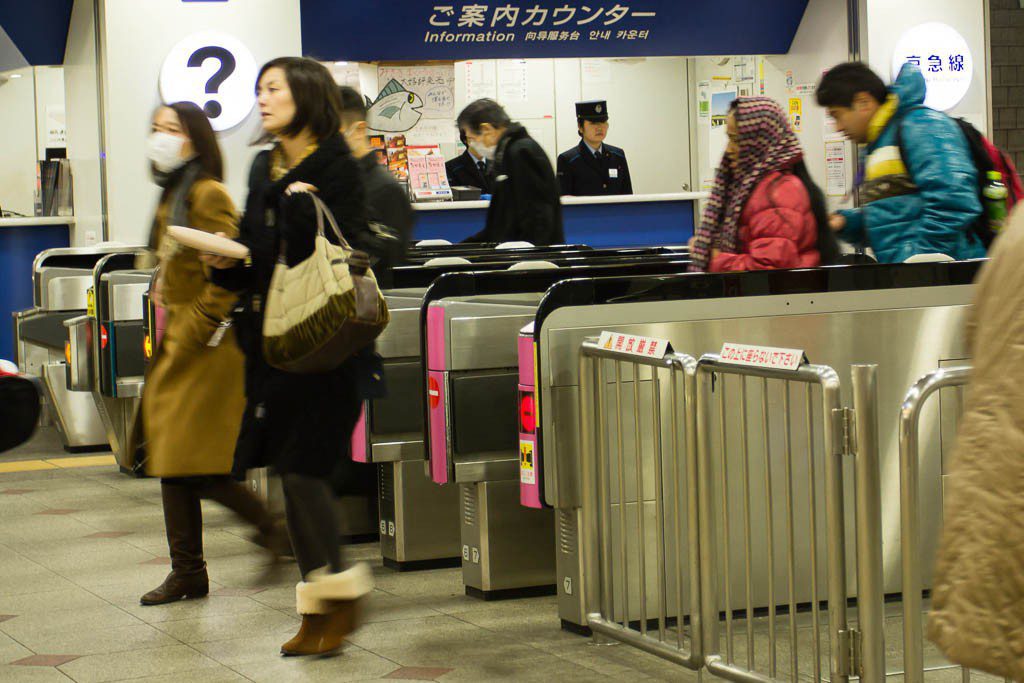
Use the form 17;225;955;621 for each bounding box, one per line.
1;224;71;362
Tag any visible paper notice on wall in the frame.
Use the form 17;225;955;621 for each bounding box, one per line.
45;106;66;148
826;141;848;197
404;118;458;148
498;59;528;103
377;65;456;119
698;81;710;120
464;60;497;101
581;59;612;86
788;97;803;132
823;115;845;142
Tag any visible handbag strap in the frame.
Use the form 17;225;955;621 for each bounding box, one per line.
276;192;353;264
309;193;352;250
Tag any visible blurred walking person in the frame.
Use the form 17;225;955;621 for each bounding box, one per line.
928;205;1024;681
203;58;376;657
689;97;838;272
136;102;286;607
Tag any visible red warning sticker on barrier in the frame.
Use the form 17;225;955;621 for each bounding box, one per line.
597;331;671;359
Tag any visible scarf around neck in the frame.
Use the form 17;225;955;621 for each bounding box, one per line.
689;97;803;272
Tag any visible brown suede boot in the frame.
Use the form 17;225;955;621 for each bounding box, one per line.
318;599;363;653
141;482;208;606
280;614;332;656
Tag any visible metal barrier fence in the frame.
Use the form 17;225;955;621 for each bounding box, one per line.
896;366;1012;683
576;341;888;682
577;339;1019;682
578;340;703;669
696;355;851;683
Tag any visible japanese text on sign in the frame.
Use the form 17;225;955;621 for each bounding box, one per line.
597;331;671;360
719;343;806;372
425;4;657;44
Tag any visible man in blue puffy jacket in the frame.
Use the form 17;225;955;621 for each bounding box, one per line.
816;62;985;263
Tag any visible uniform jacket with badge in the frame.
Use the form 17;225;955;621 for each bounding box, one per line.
464;123;564;245
926;206;1024;681
140;171;246;478
557;141;632;196
838;64;985;263
211;134;378;480
445;150;492;194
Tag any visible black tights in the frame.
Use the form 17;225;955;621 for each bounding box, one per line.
281;472;343;578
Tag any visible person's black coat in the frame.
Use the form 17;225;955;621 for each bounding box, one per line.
445;150;493;194
357;154;415;289
557;141;633;196
465;124;564;245
212;134;377;479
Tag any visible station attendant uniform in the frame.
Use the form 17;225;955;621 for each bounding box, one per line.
557;100;633;196
446;150;493;194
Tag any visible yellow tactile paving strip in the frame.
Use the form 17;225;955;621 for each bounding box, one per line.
0;454;116;474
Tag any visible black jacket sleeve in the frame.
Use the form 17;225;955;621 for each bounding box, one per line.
510;143;560;245
621;155;633;195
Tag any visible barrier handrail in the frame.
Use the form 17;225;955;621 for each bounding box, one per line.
578;339;703;669
898;365;972;683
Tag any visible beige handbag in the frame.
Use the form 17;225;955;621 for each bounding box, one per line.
262;193;390;373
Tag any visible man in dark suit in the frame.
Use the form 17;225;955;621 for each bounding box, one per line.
456;98;563;245
557;100;633;196
445;130;493;194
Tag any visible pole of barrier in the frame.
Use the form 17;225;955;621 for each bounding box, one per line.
851;364;885;682
578;349;602;627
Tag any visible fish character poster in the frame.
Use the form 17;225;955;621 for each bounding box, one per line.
372;65;456;134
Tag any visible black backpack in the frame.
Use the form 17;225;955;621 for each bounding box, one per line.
0;374;40;454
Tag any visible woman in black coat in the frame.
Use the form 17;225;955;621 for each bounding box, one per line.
204;57;377;657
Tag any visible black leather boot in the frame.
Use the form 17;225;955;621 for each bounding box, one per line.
141;482;208;605
200;477;291;559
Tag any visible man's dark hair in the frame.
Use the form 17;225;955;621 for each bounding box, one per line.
167;101;223;181
256;57;341;141
456;98;512;135
816;62;888;108
337;85;367;128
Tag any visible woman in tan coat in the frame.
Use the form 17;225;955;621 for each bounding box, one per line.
927;206;1024;680
138;102;285;606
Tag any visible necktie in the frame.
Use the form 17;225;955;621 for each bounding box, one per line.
478;160;487;175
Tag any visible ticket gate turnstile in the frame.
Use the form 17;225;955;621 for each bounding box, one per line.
64;251;150;471
422;259;694;599
14;247;138;451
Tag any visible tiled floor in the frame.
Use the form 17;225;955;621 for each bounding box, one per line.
0;435;701;683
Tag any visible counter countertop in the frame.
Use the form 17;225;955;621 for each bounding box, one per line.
0;217;75;228
412;192;708;212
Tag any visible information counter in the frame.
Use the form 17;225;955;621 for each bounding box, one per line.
412;193;704;247
1;218;73;360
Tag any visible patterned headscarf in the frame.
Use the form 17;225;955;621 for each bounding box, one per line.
689;97;804;272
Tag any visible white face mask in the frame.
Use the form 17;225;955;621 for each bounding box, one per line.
146;132;188;174
469;139;497;162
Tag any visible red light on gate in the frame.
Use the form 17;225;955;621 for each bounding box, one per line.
100;325;108;350
428;376;441;409
65;342;71;364
519;391;536;434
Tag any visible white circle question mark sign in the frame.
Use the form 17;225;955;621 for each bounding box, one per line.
159;31;258;132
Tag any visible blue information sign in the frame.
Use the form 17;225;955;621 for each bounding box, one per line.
301;0;809;61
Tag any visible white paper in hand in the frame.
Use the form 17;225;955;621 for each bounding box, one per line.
166;225;250;259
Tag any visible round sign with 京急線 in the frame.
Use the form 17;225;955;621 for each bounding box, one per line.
891;22;973;112
159;31;259;132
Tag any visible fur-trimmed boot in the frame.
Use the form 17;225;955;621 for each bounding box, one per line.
280;563;374;656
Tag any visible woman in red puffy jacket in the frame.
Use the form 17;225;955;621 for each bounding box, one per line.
689;98;839;272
